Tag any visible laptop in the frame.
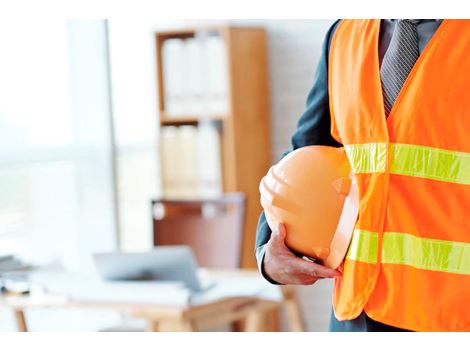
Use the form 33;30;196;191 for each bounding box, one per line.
93;246;204;292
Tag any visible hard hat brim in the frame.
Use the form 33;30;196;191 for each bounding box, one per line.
323;177;359;269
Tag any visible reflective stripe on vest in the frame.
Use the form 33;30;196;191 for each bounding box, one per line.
345;143;470;275
346;230;470;275
345;142;470;185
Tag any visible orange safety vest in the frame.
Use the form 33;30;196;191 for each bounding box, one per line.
328;19;470;331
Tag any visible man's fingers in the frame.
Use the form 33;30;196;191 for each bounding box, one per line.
304;262;341;278
292;257;341;278
268;224;342;280
293;275;319;286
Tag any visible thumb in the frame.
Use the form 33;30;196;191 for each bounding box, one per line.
272;222;287;243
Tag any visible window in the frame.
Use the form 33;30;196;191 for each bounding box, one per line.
107;19;161;251
0;20;117;272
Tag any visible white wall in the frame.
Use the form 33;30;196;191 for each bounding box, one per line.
261;20;334;331
240;20;336;332
262;20;335;160
215;20;334;160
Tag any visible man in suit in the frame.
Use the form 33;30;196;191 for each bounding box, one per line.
255;20;470;331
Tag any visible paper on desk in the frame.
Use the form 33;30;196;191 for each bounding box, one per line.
28;269;283;307
29;270;191;305
191;276;283;305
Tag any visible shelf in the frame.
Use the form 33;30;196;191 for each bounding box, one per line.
160;113;226;126
154;26;228;40
155;26;271;268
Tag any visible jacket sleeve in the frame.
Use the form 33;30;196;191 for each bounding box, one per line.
255;20;343;283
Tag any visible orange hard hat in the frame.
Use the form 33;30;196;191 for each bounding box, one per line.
259;146;359;269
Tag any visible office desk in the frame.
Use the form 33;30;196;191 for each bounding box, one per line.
0;269;302;332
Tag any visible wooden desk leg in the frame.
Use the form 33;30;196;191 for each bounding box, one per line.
147;319;195;332
244;311;262;332
14;309;28;332
244;307;280;332
284;297;305;332
146;320;160;332
232;320;244;332
174;319;194;332
282;286;305;332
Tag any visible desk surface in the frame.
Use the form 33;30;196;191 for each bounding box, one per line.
0;269;285;332
0;268;282;312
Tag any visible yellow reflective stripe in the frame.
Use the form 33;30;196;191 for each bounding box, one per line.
344;143;387;174
390;143;470;185
346;230;470;274
382;232;470;275
346;229;378;263
345;142;470;184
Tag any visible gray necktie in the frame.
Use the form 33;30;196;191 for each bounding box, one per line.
380;19;420;115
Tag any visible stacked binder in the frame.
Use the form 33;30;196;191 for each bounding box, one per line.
161;34;229;116
160;121;222;199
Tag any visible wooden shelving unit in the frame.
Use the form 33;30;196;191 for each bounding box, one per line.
155;26;271;268
160;113;225;126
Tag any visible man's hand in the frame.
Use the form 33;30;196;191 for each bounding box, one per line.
263;223;341;285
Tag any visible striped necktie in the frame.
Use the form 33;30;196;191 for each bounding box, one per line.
380;19;421;116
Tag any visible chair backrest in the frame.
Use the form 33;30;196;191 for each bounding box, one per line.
152;193;246;269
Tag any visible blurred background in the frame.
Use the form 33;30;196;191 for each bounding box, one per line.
0;19;336;332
